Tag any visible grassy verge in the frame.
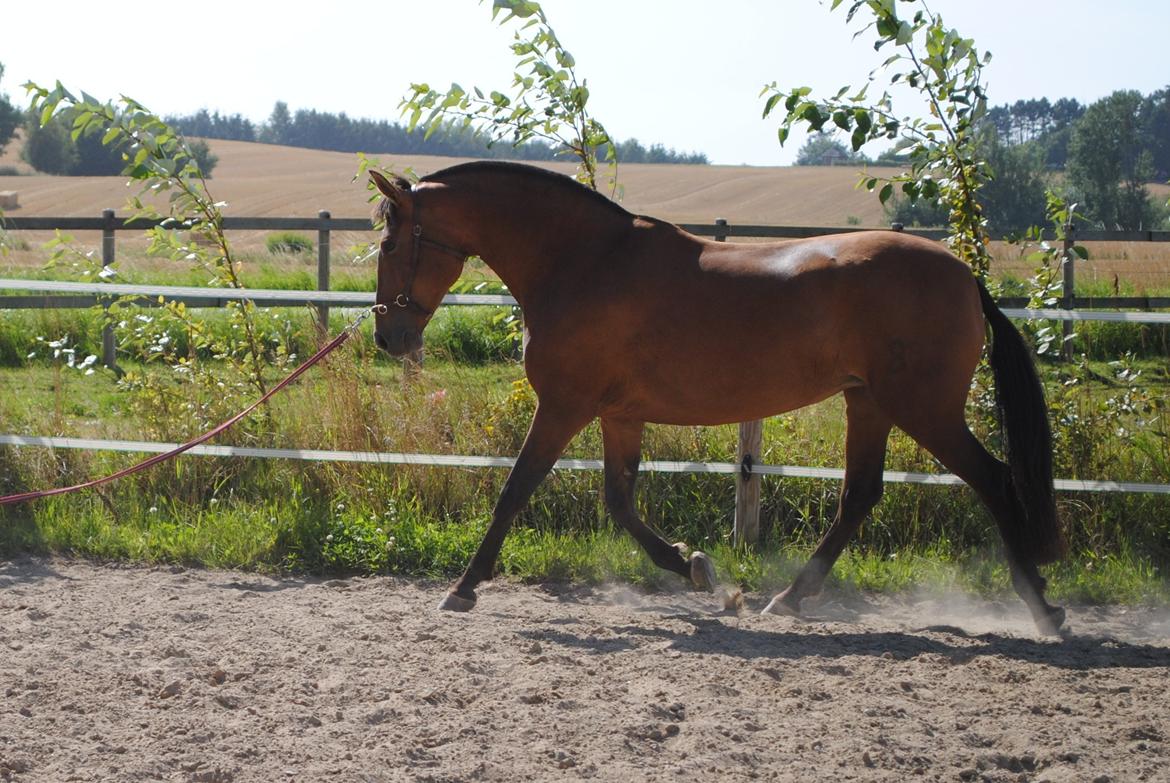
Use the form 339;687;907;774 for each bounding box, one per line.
3;493;1164;605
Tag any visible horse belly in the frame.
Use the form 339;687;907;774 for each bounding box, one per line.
604;335;853;426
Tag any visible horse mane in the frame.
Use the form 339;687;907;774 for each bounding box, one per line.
420;161;634;219
371;197;393;225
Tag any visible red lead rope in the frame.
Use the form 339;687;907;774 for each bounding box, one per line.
0;309;375;506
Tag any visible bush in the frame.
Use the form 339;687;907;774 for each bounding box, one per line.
885;193;949;228
21;112;77;174
265;232;314;255
21;110;217;177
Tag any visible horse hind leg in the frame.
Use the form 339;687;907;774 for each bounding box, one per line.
764;388;892;616
600;418;714;588
894;415;1065;635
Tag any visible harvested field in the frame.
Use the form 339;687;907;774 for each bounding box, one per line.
0;138;898;228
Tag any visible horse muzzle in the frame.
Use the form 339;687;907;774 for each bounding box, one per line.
374;326;423;357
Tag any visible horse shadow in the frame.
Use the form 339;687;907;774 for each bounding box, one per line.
516;591;1170;672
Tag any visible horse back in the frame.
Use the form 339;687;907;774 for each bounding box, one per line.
524;224;985;425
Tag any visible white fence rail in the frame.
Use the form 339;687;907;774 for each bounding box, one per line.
3;279;1170;324
2;435;1168;496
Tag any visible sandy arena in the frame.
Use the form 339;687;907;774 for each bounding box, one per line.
1;556;1168;782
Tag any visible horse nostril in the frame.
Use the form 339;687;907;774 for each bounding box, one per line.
374;330;389;352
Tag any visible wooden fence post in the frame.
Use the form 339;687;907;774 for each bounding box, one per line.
100;209;117;370
317;210;331;333
1061;220;1076;360
735;418;764;547
717;217;763;547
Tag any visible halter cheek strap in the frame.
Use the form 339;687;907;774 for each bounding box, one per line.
379;198;469;318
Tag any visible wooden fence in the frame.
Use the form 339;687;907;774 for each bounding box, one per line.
3;212;1170;544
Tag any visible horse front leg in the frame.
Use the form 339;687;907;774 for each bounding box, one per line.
600;417;716;590
765;388;891;616
439;402;590;611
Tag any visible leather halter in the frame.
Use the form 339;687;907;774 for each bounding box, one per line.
376;196;468;318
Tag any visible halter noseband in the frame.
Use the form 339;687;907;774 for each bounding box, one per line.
377;196;469;318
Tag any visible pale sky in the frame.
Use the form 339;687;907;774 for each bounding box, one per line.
3;1;1167;166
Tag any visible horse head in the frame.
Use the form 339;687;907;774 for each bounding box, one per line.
369;170;467;357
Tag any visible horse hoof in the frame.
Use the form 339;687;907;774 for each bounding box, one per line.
689;551;717;592
438;592;476;612
1034;605;1066;637
762;590;801;617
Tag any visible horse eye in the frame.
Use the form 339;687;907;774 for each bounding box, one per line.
381;238;398;254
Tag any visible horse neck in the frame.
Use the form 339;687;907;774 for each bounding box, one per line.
422;175;628;309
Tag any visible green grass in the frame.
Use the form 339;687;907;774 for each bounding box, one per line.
4;493;1165;605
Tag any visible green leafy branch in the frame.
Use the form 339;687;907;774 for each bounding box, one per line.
762;0;994;275
1007;191;1090;356
399;0;615;193
24;82;277;401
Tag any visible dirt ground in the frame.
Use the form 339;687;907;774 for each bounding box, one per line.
1;557;1168;782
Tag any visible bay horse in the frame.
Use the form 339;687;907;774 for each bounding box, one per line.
368;162;1066;635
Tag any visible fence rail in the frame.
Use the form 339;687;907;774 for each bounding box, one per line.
4;212;1170;543
5;278;1170;324
3;435;1168;496
5;213;1169;243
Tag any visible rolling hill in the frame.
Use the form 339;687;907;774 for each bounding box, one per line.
1;138;900;227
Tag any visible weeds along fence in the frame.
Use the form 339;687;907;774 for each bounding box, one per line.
3;211;1170;544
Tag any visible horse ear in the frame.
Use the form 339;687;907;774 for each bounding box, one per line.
369;170;400;202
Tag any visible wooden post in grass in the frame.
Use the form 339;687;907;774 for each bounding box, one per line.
317;210;331;333
100;209;117;370
735;418;764;547
718;217;763;547
1061;220;1076;360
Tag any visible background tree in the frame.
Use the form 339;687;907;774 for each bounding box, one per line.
1067;90;1156;229
986;96;1084;169
258;101;292;146
20;110;77;173
795;131;869;165
1138;86;1170;180
167;109;256;142
979;126;1049;231
168;102;708;165
0;64;21;156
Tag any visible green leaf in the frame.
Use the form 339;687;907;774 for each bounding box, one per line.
851;127;866;151
762;93;782;119
895;20;913;46
878;183;893;204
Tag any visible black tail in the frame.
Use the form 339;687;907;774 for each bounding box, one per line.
977;281;1064;564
